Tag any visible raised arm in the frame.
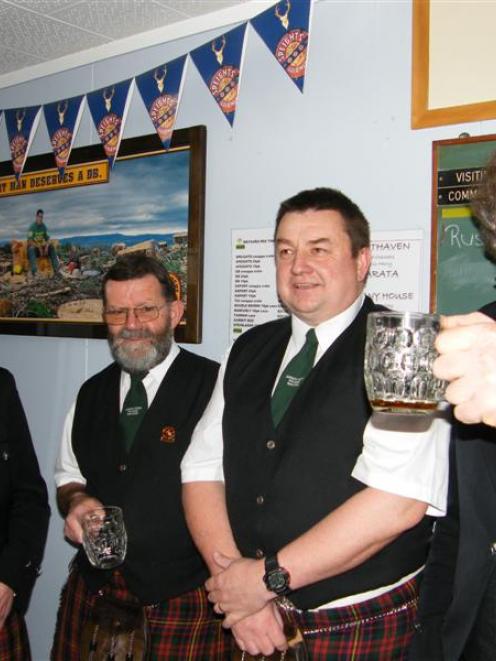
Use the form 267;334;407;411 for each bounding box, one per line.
206;411;450;628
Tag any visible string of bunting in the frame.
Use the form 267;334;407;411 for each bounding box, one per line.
0;0;312;180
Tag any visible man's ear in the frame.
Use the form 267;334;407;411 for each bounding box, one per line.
169;299;185;329
356;246;371;283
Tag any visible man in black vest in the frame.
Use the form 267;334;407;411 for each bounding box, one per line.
52;255;229;659
182;188;450;659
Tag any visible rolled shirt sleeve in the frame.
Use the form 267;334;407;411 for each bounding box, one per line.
352;408;451;516
181;356;227;483
54;402;86;488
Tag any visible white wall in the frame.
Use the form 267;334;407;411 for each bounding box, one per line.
1;2;495;658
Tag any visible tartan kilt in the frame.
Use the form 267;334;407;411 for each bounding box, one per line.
294;574;420;660
0;609;31;661
51;567;232;660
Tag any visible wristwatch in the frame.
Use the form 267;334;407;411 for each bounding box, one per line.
263;553;291;595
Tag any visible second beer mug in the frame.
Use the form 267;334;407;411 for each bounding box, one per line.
364;311;445;414
81;506;127;570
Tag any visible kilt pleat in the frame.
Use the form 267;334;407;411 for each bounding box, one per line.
51;568;231;660
294;574;420;660
0;609;31;661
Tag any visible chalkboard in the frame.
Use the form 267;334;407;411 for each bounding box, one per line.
431;134;496;313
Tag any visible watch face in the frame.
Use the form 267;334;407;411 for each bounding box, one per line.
268;569;288;592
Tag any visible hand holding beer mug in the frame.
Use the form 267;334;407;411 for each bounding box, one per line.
364;311;445;414
81;506;127;569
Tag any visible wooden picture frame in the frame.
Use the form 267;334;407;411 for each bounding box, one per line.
412;0;496;128
431;133;496;314
0;125;206;343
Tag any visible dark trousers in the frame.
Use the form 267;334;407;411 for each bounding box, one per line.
462;560;496;660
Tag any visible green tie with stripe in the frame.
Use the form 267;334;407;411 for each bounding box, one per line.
271;329;318;427
120;372;148;452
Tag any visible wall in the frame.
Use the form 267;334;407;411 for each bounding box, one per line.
1;2;495;658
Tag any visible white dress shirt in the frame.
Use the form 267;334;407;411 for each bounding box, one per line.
181;296;450;517
55;342;180;487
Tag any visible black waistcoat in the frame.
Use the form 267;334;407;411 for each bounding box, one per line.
223;297;431;609
72;349;219;604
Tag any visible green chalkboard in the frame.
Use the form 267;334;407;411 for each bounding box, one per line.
432;134;496;314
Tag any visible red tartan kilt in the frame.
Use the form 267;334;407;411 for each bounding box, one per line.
0;609;31;661
52;568;232;660
295;574;420;660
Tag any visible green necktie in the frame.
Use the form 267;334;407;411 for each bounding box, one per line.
271;329;318;427
120;372;148;452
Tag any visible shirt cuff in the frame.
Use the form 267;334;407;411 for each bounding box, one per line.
351;412;451;516
181;461;225;483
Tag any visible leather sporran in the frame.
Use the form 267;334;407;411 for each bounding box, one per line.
80;595;148;660
232;597;308;661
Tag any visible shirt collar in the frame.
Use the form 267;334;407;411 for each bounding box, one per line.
290;293;365;354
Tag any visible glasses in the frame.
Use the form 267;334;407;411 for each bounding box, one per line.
103;304;166;325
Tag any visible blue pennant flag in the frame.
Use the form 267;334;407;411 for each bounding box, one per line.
136;55;186;151
190;23;247;126
4;105;41;179
43;95;85;176
251;0;312;92
87;78;134;167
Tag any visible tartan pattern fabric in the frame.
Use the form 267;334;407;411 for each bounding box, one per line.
293;574;420;660
0;609;31;661
51;567;232;660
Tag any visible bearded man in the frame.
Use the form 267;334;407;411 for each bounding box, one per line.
52;255;229;660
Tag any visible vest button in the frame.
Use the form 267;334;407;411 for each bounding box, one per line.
255;548;264;559
256;495;264;505
118;464;127;472
266;440;276;450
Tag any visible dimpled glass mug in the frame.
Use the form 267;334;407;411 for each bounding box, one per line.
81;506;127;570
364;311;446;414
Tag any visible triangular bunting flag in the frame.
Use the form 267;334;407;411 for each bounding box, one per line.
43;95;85;177
87;78;134;167
190;23;247;126
136;55;186;151
4;105;41;179
251;0;312;92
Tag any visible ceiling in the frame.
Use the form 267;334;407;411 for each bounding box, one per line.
0;0;258;87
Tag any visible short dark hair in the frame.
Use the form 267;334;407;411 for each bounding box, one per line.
102;254;176;303
275;187;370;256
471;152;496;260
36;209;43;215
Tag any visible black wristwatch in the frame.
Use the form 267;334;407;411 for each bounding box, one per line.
263;553;291;595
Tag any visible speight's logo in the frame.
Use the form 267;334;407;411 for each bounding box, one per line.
97;113;122;156
51;127;73;169
209;66;239;115
275;29;308;79
150;94;178;144
10;134;28;174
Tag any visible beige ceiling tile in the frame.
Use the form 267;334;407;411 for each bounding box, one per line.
0;9;109;58
0;46;45;77
57;0;188;39
4;0;84;14
156;0;250;18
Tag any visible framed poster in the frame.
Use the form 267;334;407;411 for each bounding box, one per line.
0;125;206;342
431;133;496;314
412;0;496;128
